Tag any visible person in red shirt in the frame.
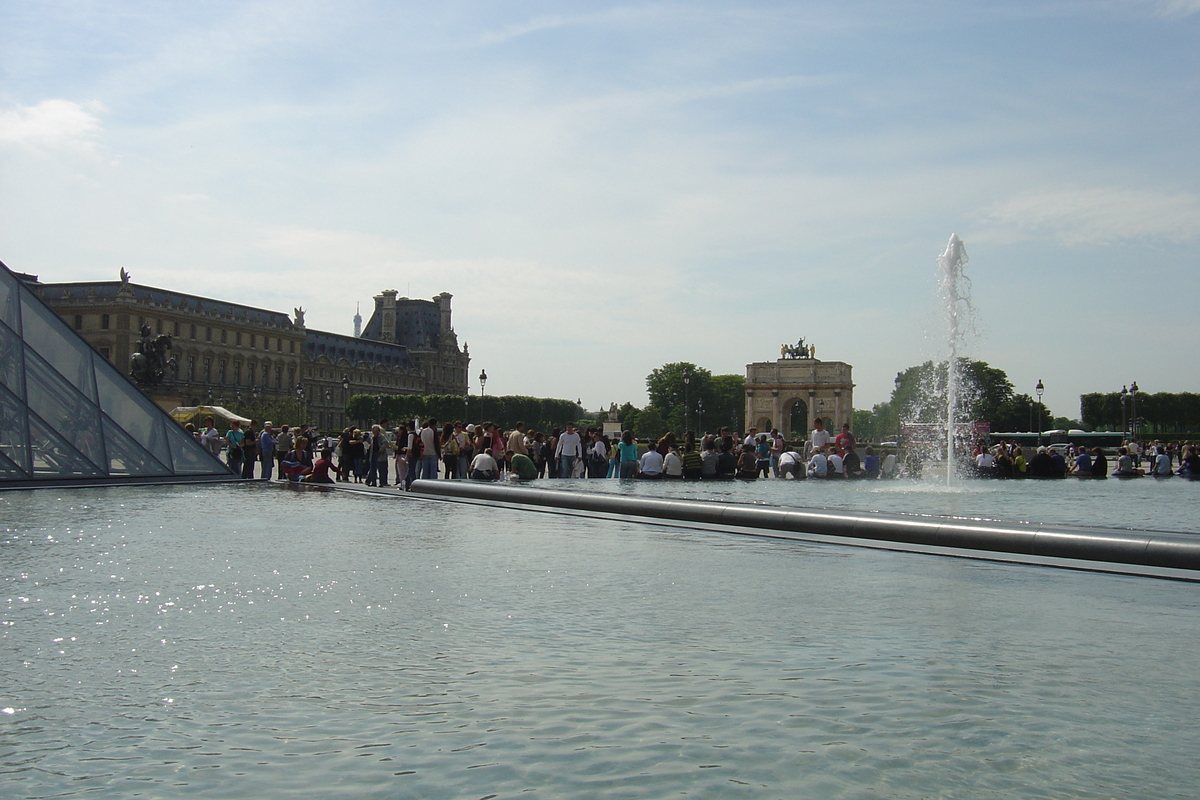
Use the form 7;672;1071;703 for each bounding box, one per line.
835;423;857;457
302;449;336;484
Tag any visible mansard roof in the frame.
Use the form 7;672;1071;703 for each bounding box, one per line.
33;281;297;329
303;328;418;371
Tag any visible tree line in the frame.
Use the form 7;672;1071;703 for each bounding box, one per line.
1080;392;1200;434
346;393;583;433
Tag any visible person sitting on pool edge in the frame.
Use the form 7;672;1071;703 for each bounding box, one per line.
469;436;499;481
506;449;538;481
301;449;336;484
1113;446;1144;477
777;448;806;479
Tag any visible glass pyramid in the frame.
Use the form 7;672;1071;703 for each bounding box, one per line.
0;261;234;485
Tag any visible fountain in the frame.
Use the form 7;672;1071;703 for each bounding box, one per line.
936;234;973;484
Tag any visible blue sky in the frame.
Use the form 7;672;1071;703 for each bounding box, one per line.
2;0;1197;420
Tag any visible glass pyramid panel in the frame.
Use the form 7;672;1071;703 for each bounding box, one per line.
161;417;229;474
94;352;174;470
0;267;19;332
27;410;104;478
20;289;97;403
23;344;107;472
0;260;232;484
101;414;171;476
0;318;26;405
0;383;32;476
0;449;28;479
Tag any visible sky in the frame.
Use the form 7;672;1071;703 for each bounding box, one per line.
2;0;1197;420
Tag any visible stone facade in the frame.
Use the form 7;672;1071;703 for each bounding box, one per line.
744;356;854;436
28;274;469;431
360;290;470;396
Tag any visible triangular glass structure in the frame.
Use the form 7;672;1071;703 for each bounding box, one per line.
0;260;233;486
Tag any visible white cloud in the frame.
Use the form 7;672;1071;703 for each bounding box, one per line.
979;186;1200;245
0;99;104;150
1133;0;1200;18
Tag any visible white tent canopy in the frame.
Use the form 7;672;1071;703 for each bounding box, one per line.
169;405;252;426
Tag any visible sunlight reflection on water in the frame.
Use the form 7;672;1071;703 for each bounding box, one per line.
1;483;1198;798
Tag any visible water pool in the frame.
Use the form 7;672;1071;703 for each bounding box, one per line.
534;475;1199;534
3;483;1198;798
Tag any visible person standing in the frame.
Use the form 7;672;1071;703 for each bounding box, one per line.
225;420;245;475
366;424;392;486
555;422;582;478
810;418;831;456
241;421;260;478
258;422;276;481
835;423;856;456
419;419;441;480
586;430;608;478
618;430;639;479
275;425;294;474
507;422;529;458
769;429;785;477
200;417;224;458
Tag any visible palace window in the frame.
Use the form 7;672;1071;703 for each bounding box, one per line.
73;315;82;330
236;331;242;347
219;359;227;384
221;330;227;345
206;327;213;342
101;314;110;330
190;324;197;339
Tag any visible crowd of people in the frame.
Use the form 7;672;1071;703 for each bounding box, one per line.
187;414;1199;485
183;415;911;485
973;439;1200;478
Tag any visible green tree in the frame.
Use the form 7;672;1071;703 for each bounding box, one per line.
708;374;745;433
861;359;1052;435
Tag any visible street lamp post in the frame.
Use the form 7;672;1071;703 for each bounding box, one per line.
1129;381;1139;442
341;375;350;428
478;369;488;421
1035;380;1044;446
682;370;691;432
295;383;304;427
1120;385;1128;438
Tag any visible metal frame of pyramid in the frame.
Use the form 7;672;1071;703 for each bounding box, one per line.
0;260;238;488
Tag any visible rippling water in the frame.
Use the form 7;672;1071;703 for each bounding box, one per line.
2;484;1199;798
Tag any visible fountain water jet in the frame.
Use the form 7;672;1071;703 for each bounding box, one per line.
937;234;973;484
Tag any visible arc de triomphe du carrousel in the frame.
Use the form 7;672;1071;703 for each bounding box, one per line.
744;340;854;436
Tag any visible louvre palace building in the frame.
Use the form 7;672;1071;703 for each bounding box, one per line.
24;270;470;431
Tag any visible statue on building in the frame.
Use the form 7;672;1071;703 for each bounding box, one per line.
781;338;814;360
607;402;620;422
293;307;306;328
129;324;177;386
